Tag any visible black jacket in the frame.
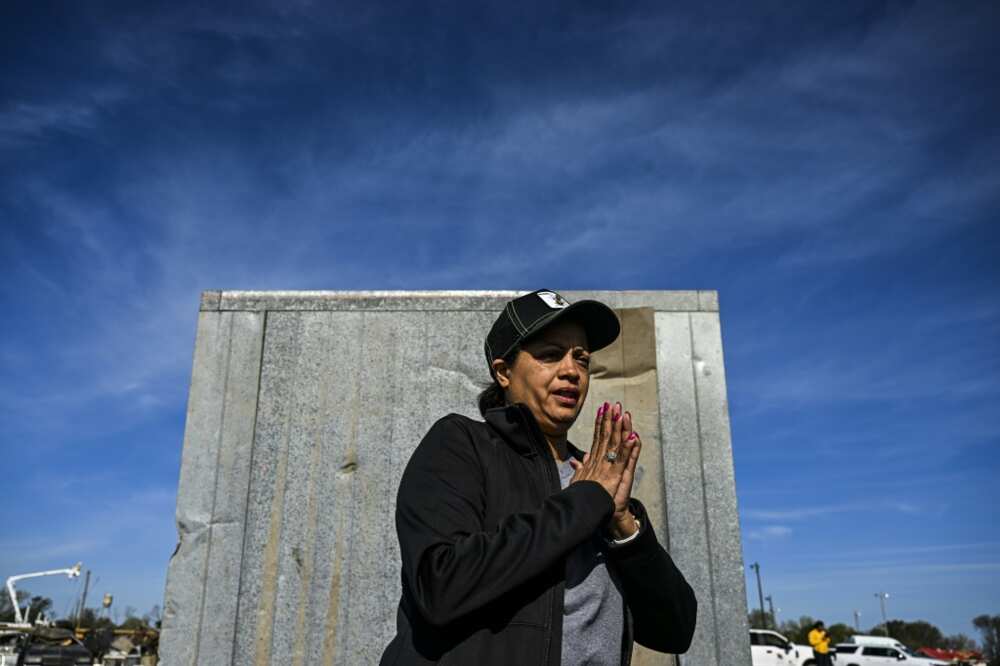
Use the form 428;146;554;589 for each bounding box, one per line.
380;404;697;665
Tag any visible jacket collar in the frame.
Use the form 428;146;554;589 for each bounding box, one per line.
484;403;585;461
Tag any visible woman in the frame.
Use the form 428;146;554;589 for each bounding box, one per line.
380;289;697;665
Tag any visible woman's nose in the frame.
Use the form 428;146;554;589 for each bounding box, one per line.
558;352;580;378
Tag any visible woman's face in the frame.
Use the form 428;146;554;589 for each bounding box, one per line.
495;320;591;437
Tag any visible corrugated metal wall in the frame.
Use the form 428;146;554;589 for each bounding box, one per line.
160;291;750;665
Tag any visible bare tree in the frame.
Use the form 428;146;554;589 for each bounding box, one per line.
0;589;53;623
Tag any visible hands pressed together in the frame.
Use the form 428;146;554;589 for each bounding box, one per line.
568;401;642;540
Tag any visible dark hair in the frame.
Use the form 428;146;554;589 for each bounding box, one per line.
477;345;520;416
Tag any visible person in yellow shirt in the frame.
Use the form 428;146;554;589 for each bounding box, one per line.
808;621;832;666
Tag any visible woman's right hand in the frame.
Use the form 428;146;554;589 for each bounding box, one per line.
569;401;635;501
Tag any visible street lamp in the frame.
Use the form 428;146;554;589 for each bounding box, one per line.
874;592;890;636
853;609;861;632
765;595;779;628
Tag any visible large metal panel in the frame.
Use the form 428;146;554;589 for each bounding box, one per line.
654;311;751;666
161;292;748;666
225;309;498;665
161;311;265;665
655;312;718;666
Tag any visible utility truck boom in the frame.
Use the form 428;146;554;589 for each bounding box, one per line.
4;563;81;626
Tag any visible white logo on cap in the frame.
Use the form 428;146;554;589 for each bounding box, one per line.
537;291;570;309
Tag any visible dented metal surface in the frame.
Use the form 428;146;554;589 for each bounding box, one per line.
161;291;748;666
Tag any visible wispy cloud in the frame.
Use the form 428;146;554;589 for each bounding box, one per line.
745;505;858;521
817;542;1000;561
0;88;129;146
0;537;105;563
747;525;793;541
0;102;98;142
0;486;178;573
772;561;1000;580
743;500;935;522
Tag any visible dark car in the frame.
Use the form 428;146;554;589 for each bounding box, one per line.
15;626;92;666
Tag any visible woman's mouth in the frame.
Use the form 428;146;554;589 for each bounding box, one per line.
552;388;580;406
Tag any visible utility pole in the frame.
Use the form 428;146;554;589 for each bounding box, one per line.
75;569;91;630
766;595;777;628
853;609;861;632
750;562;766;629
874;592;890;636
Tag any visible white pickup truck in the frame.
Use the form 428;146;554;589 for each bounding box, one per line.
834;636;948;666
750;629;826;666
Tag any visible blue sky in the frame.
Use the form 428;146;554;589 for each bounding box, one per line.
2;0;997;638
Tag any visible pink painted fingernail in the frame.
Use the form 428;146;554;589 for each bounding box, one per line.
628;432;638;441
612;402;622;421
597;404;605;417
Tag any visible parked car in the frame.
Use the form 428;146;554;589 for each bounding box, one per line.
834;642;948;666
849;635;918;652
751;629;830;666
850;635;951;665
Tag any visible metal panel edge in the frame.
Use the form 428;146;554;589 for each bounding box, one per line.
690;312;751;666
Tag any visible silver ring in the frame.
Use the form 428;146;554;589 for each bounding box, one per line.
605;451;618;462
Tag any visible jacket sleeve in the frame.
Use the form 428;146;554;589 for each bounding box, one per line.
396;415;614;627
607;498;697;654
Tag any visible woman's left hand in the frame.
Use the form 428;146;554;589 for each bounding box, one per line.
610;410;642;539
572;403;643;539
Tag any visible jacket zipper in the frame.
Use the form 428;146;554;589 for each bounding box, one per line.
515;405;564;666
517;405;635;666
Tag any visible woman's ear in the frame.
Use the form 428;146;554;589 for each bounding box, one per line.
492;359;511;389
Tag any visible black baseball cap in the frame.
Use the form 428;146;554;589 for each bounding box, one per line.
484;289;620;373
